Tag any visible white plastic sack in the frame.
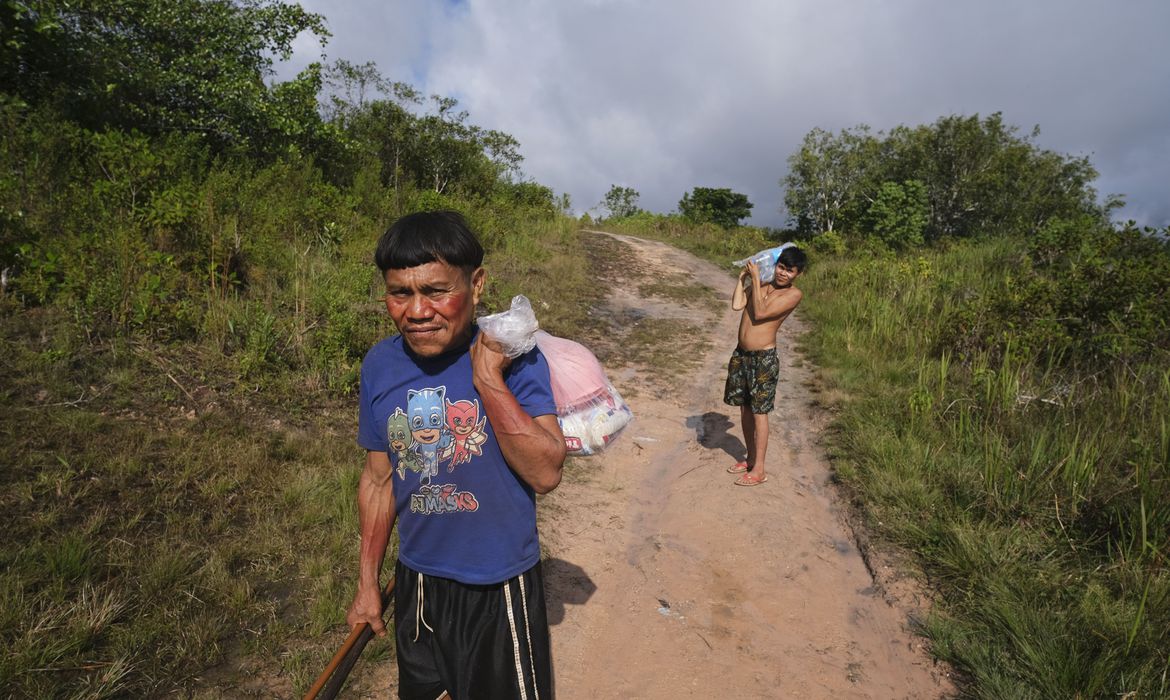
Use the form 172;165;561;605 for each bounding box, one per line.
733;241;795;284
477;295;539;358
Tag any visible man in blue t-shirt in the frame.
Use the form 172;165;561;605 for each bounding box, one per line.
347;210;566;699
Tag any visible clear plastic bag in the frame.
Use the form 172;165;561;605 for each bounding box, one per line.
733;242;795;284
477;295;539;358
534;331;633;456
556;387;633;456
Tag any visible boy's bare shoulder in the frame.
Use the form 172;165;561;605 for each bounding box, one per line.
777;286;803;303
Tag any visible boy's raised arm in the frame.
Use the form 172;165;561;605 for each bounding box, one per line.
731;268;749;310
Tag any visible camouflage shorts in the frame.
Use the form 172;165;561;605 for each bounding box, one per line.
723;346;779;414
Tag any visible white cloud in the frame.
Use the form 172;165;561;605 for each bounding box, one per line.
278;0;1170;226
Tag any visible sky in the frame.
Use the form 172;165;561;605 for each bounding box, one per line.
274;0;1170;228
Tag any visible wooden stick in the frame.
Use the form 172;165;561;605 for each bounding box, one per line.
304;575;396;700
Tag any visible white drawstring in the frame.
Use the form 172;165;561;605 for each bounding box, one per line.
503;577;528;700
413;571;434;642
517;573;539;700
504;573;540;700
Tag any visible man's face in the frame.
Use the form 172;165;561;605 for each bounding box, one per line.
384;261;485;357
773;262;801;287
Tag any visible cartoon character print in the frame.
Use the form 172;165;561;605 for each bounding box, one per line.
445;398;487;470
386;407;423;479
407;387;453;485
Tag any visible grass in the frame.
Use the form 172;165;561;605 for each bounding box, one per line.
15;207;1163;697
796;241;1170;698
0;215;597;697
0;342;365;696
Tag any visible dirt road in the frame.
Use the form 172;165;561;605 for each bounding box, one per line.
341;231;952;698
537;232;954;699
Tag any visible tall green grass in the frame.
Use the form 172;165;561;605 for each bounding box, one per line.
799;240;1169;697
0;326;365;696
1;209;591;696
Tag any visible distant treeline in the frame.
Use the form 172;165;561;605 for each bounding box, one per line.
781;115;1169;368
783;114;1110;245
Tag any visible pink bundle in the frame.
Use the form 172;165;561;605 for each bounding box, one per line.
534;331;633;456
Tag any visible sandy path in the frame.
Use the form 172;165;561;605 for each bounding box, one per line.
338;231;953;698
538;232;954;699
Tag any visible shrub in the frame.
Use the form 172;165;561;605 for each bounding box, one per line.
810;230;846;256
866;180;928;249
945;217;1170;366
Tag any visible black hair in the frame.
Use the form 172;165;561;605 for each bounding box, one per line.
374;210;485;273
777;246;808;272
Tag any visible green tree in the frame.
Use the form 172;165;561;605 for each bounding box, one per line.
948;216;1170;365
330;80;423;191
321;59;392;119
782;126;879;235
326;70;523;199
678;187;753;228
783;115;1108;244
1;0;331;155
883;114;1104;240
602;185;640;218
865;180;928;248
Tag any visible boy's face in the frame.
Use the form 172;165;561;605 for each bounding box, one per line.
773;262;801;287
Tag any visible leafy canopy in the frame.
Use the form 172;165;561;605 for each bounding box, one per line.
866;180;928;249
1;0;331;155
782;114;1107;243
602;184;640;218
678;187;753;228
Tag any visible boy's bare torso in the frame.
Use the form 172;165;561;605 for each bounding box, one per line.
737;284;799;350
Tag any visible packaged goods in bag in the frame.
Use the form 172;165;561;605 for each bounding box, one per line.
477;295;539;358
534;331;633;456
733;242;796;284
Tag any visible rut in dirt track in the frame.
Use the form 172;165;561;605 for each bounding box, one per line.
538;231;954;699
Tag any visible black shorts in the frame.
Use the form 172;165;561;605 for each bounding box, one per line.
394;559;553;700
723;346;780;414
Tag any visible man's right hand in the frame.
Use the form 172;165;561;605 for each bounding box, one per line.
347;585;387;637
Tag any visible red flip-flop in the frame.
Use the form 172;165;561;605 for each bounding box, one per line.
726;461;750;474
734;472;769;486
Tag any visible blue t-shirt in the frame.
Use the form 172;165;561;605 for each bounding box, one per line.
357;329;557;585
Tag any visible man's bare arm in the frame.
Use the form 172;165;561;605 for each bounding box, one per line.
347;450;397;636
471;334;566;494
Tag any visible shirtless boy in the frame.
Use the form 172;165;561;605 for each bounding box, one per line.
724;246;807;486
